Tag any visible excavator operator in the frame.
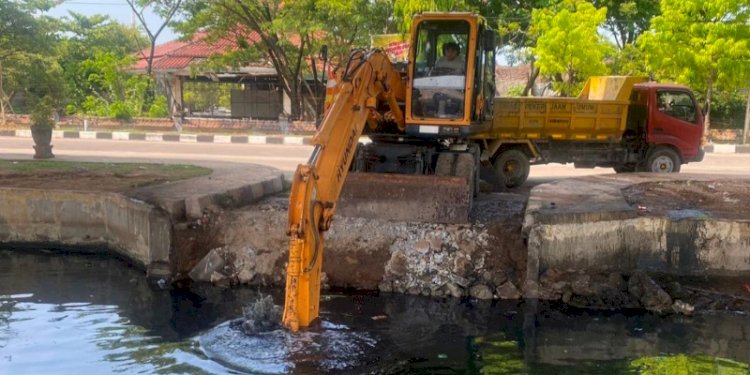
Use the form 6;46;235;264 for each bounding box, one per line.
433;42;465;75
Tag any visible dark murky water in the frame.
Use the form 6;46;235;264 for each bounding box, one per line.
1;249;749;374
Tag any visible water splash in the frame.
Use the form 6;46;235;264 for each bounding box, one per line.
199;296;377;374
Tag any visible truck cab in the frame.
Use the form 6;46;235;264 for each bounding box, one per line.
630;82;705;167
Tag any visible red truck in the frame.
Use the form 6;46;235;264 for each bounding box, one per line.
477;76;705;187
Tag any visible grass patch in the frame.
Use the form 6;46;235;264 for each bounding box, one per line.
0;160;211;179
0;160;212;192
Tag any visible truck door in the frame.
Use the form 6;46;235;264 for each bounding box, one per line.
649;89;704;159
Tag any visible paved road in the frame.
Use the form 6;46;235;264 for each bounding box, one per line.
1;136;748;186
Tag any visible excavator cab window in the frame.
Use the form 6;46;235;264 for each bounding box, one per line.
411;20;470;119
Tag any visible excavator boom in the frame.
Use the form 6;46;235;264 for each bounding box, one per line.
282;50;406;331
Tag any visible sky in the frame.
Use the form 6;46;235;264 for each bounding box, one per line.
47;0;179;43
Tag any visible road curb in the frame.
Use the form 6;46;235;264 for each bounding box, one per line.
0;129;314;146
2;130;745;152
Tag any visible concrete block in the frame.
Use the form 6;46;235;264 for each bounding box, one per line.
185;196;203;220
197;135;214;143
712;144;736;154
145;133;163;142
52;130;65;138
248;135;266;144
283;136;304;145
129;133;146;141
180;134;198;143
736;145;750;154
188;249;225;282
266;136;284;144
214;135;231;143
96;132;113;139
163;134;180;142
80;131;97;139
231;136;248;143
63;131;80;138
16;129;31;138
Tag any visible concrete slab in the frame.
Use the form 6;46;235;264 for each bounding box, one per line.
129;162;286;220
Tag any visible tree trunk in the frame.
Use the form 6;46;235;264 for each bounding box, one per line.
522;57;540;97
0;61;5;126
703;77;713;145
744;88;750;144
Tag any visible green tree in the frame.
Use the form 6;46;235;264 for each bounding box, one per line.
638;0;750;142
78;53;152;120
126;0;184;76
0;0;60;124
177;0;392;120
58;12;148;113
592;0;660;49
531;0;612;96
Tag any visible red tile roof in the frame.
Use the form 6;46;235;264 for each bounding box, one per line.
132;30;264;73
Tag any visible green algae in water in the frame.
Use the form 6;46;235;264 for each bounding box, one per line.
630;355;749;375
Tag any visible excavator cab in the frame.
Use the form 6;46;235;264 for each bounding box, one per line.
406;13;495;136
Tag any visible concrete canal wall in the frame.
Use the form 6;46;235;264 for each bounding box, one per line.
0;188;172;276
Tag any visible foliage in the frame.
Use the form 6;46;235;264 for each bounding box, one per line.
637;0;750;134
531;0;612;96
0;0;62;123
177;0;393;120
707;89;747;129
609;43;649;76
505;84;526;97
78;53;153;120
58;12;148;112
147;96;170;118
592;0;660;49
393;0;477;32
183;82;237;113
30;96;54;128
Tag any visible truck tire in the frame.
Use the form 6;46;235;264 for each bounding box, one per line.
646;147;681;173
493;149;530;188
613;164;637;173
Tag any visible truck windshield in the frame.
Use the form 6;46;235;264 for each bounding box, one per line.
411;20;470;119
657;91;697;123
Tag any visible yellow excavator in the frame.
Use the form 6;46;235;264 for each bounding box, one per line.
282;12;496;331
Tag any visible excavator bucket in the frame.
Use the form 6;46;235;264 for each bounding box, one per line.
337;172;470;224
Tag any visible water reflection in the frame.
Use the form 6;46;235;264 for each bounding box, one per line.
1;249;750;374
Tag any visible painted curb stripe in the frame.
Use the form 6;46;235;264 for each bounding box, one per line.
4;130;746;154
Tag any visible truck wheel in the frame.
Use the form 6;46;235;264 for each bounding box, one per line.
613;164;636;173
646;147;681;173
493;149;530;188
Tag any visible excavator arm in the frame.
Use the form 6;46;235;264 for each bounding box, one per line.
282;50;406;332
